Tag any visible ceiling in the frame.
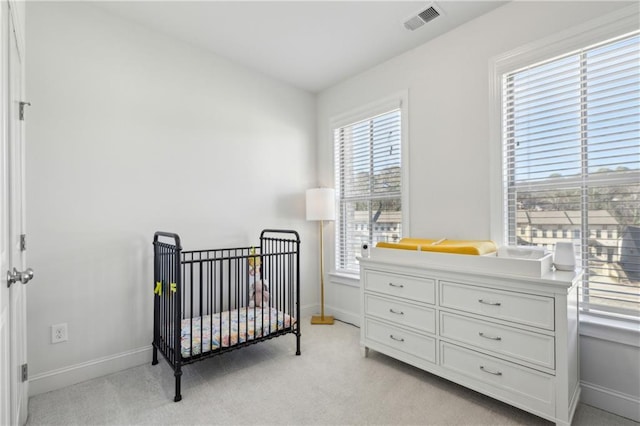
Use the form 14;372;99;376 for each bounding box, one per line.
96;1;508;93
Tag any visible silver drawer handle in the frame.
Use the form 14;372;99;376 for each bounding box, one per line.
389;282;404;288
389;308;404;315
480;366;502;376
389;335;405;342
479;332;502;341
478;299;501;306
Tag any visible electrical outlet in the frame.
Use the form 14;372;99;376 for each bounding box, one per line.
51;323;68;344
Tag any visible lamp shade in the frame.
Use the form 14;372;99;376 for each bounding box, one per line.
306;188;335;221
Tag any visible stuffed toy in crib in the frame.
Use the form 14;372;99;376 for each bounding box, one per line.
248;247;270;307
249;280;270;307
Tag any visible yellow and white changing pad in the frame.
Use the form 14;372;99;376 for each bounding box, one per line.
377;238;497;256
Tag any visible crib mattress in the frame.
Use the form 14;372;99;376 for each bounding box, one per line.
376;238;497;255
181;307;295;358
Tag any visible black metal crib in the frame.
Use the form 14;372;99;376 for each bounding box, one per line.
152;229;301;401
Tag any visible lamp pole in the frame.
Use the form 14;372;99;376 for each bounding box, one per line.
319;219;326;320
307;187;335;325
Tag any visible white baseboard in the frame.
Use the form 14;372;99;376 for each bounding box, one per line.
30;306;314;397
581;380;640;422
326;304;361;327
304;302;360;327
299;304;316;320
28;346;153;397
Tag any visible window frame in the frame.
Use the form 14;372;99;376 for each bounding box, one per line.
489;5;640;335
330;91;410;277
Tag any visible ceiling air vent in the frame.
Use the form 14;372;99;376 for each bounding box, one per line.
403;3;442;31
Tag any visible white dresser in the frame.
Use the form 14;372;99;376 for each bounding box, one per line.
360;251;581;426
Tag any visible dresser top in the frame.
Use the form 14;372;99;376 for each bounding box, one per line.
359;247;582;289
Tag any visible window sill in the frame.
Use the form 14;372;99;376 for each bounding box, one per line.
328;271;360;288
580;313;640;348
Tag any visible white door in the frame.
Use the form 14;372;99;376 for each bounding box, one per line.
1;0;29;424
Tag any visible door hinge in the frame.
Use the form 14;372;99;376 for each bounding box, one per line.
21;364;28;382
19;101;31;121
20;234;26;251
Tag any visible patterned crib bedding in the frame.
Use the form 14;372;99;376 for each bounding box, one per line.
181;307;295;358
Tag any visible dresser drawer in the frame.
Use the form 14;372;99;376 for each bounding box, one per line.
441;342;554;417
365;270;435;304
364;318;436;363
440;281;554;330
440;312;555;369
365;294;436;334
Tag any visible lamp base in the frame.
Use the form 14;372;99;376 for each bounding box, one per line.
311;315;334;325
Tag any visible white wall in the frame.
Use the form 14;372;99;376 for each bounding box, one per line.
25;2;318;394
581;333;640;421
317;1;639;420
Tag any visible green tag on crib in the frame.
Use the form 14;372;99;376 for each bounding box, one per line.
154;281;162;296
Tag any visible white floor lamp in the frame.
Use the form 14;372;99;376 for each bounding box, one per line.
306;187;335;325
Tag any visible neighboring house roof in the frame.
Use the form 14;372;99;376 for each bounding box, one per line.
360;209;621;227
517;209;619;226
565;210;618;226
527;211;573;226
516;211;529;225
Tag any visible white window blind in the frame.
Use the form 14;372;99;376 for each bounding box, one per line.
334;108;402;274
503;32;640;319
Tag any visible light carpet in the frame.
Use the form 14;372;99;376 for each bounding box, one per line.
27;318;638;425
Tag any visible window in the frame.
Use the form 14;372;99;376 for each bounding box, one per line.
333;95;407;274
502;32;639;320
